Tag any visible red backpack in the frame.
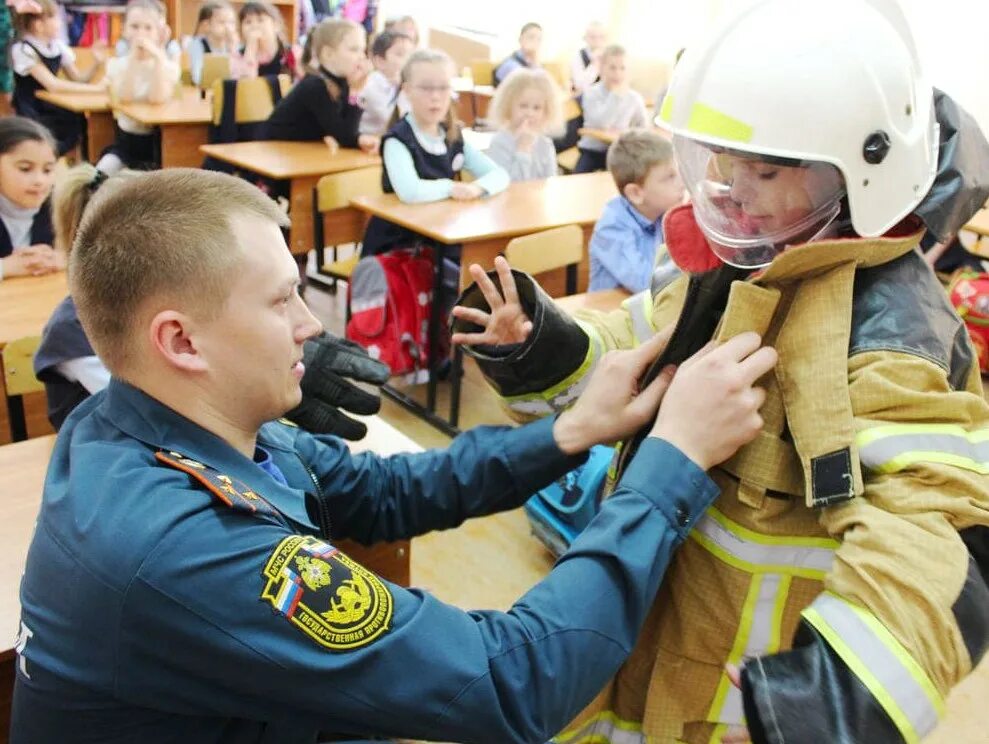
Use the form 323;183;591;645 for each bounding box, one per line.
949;269;989;373
346;248;450;379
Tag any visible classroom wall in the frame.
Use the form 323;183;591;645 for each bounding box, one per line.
377;0;988;134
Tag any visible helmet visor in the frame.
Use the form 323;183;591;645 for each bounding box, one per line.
673;135;846;268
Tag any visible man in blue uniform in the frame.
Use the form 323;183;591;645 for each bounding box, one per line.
11;169;776;743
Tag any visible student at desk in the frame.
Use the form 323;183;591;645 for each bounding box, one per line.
0;116;58;281
263;18;378;154
362;48;509;257
11;167;775;744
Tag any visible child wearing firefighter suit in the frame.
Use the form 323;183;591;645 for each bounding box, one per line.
451;1;989;742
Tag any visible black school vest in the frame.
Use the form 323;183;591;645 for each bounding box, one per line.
12;40;62;118
0;200;53;258
361;116;465;256
34;295;96;430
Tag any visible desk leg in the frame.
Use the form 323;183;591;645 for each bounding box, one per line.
289;175;319;256
85;111;115;163
159;123;208;169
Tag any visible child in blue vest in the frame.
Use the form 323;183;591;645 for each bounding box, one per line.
0;116;59;281
11;0;106;155
362;48;509;257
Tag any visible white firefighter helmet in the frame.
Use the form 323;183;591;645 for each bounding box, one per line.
657;0;939;268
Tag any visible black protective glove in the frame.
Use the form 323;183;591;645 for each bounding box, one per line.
285;333;391;441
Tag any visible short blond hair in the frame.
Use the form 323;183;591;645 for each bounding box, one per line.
70;169;288;373
488;68;564;138
600;43;626;64
606;128;674;191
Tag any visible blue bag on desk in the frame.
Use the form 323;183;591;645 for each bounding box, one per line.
524;445;614;558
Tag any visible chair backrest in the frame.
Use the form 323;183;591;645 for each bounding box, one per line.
200;53;231;92
562;96;582;122
314;166;384;245
211;74;290;125
3;336;44;397
469;59;494;87
505;224;584;290
542;60;569;92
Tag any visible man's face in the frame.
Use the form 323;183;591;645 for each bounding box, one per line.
193;214;322;426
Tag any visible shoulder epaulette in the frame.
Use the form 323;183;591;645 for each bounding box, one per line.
155;450;280;519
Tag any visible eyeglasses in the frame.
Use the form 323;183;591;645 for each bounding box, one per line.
411;84;452;95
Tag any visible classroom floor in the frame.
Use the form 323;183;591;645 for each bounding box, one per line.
303;281;989;744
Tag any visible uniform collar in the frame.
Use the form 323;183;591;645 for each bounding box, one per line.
662;202;925;282
100;379;315;527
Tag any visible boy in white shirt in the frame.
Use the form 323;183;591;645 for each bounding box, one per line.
575;44;646;173
358;29;413;136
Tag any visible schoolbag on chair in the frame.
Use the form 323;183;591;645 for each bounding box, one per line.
346;247;453;380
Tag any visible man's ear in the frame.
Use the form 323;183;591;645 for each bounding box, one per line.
623;182;644;207
148;310;209;373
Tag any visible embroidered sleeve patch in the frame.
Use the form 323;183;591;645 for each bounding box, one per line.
260;535;393;651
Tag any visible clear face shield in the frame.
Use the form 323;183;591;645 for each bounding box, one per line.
673;135;847;268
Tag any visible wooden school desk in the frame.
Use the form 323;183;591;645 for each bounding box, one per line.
350;172;617;434
0;272;68;351
114;87;211;168
350;171;618;295
35;90;113;161
199;141;381;255
962;208;989;258
0;272;66;443
0;414;417;737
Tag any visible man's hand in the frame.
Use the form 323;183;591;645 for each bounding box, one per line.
285;334;391;440
451;256;532;346
651;331;777;470
553;327;675;455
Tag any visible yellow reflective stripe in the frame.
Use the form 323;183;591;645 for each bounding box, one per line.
659;93;673;122
707;573;791;731
857;424;989;475
707;724;729;744
622;290;656;346
690;508;837;580
503;321;604;415
802;593;944;744
686;102;753;144
705;508;839;551
554;711;646;744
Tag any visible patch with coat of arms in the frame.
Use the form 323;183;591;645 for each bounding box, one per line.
260;535;393;651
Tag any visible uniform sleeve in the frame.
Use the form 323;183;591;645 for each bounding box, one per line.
304;77;360;148
382;137;453;202
58;41;75;66
455;270;687;421
119;437;719;743
629;91;647;129
741;350;989;743
300;415;588;544
579;85;608;128
463;141;509;196
589;217;656;293
187;38;205;85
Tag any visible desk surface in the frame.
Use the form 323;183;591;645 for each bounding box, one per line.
114;87;211;126
0;414;421;659
36;90;110;113
0;272;68;349
555;288;630;315
200;141;382;180
963;209;989;239
351;171;617;245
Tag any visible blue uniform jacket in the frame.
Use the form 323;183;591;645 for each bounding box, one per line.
12;379;717;743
